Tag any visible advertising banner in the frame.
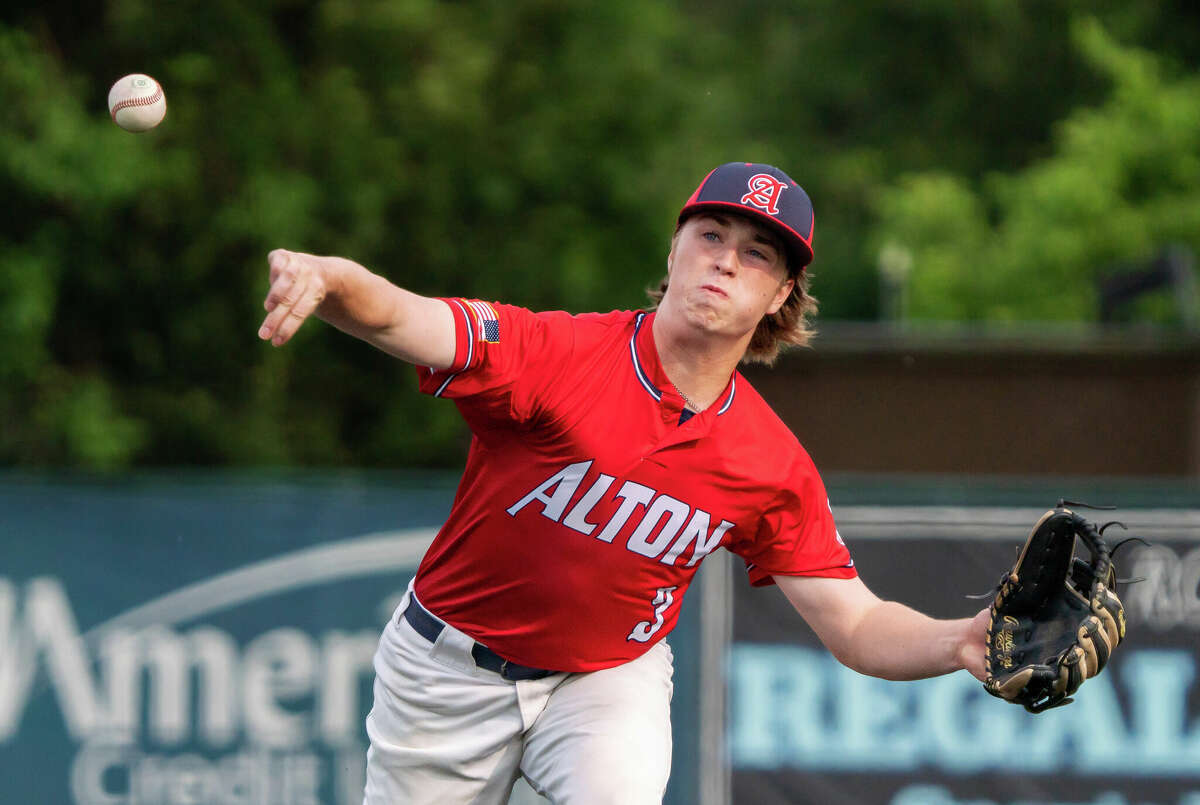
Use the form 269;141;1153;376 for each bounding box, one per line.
0;473;717;805
728;505;1200;805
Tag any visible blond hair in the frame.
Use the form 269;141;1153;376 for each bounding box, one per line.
646;229;819;366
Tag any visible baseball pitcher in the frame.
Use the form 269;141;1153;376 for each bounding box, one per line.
257;163;1122;804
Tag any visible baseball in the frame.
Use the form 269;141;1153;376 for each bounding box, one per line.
107;73;166;132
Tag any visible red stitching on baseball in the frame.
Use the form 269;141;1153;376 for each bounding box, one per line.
110;86;164;121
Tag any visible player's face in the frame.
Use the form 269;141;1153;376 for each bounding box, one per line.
665;213;795;338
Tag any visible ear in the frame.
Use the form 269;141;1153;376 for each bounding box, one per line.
766;277;794;315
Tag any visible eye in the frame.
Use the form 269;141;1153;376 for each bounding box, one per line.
702;230;720;242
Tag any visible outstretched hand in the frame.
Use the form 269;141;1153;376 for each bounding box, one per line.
258;249;331;346
958;607;991;681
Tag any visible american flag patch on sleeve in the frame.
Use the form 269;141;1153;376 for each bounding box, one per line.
464;299;500;343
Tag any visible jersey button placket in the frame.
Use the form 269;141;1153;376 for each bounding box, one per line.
649;403;710;457
660;387;694;426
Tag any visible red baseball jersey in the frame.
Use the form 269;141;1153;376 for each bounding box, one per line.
412;301;855;672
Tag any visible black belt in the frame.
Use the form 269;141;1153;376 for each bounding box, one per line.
402;595;556;682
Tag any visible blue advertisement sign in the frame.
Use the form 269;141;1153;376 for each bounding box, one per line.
0;473;713;805
728;505;1200;805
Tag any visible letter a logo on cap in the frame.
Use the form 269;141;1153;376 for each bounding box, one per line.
740;174;787;215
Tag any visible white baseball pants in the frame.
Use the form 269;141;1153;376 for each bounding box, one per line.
363;586;675;805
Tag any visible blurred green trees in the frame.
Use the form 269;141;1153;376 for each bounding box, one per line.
876;18;1200;323
1;1;1197;468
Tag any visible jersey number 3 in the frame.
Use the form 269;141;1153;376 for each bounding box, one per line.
627;586;679;643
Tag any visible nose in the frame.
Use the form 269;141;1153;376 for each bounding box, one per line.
713;244;737;276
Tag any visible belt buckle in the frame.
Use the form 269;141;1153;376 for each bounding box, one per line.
500;659;512;680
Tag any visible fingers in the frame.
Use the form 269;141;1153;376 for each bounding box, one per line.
260;271;306;345
264;254;305;314
259;250;327;346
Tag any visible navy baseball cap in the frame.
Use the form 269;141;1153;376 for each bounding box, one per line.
678;162;815;271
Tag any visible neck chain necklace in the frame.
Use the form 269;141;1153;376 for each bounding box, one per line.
672;381;701;412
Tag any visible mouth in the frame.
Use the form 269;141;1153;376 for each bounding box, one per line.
700;284;728;298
